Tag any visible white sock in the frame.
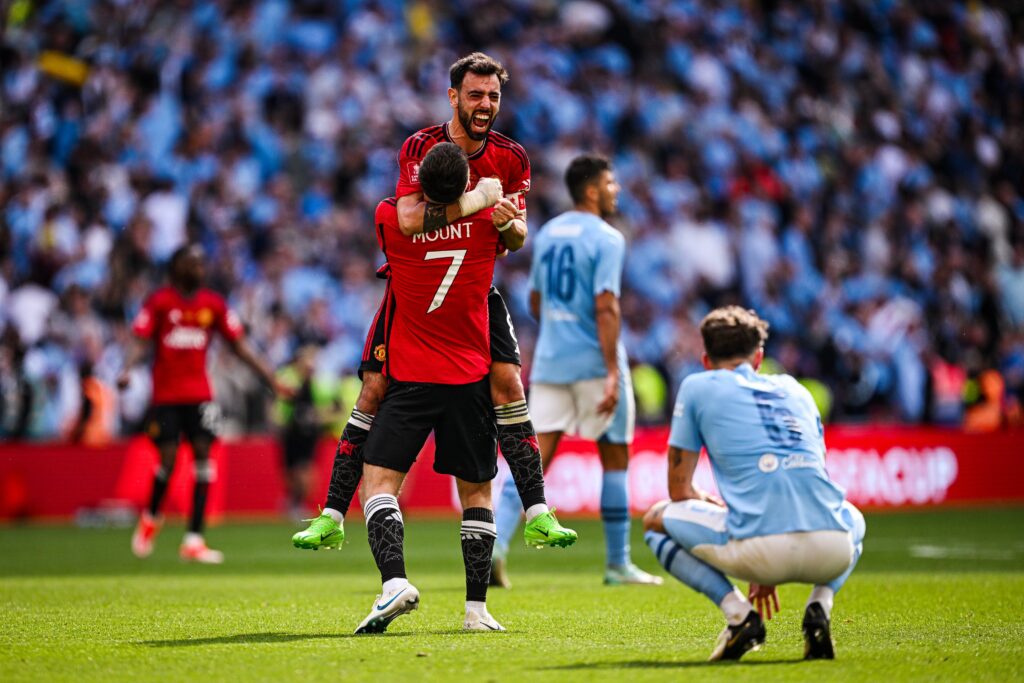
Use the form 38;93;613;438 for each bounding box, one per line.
720;588;752;625
466;600;487;615
525;503;549;522
382;577;410;595
323;507;343;524
182;532;204;546
808;586;835;618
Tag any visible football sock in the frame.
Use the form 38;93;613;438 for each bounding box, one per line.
324;411;373;515
494;401;547;511
721;588;754;625
461;508;497;603
182;531;204;546
807;586;835;619
364;494;406;584
323;507;343;524
188;460;214;534
601;469;631;566
382;577;410;595
493;476;522;557
645;531;734;608
465;600;487;615
525;503;549;522
147;465;171;516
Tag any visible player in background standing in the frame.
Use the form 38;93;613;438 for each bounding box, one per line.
643;306;865;661
293;52;574;552
492;155;661;587
354;143;509;633
120;244;291;563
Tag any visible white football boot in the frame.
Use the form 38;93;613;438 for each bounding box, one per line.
464;607;506;632
604;563;664;586
354;584;420;634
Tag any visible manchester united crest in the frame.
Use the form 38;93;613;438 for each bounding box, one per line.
197;308;214;328
374;344;386;362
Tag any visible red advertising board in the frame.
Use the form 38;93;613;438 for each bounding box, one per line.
0;426;1021;520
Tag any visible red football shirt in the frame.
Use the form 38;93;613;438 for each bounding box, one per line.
131;286;244;405
396;123;530;213
375;198;500;384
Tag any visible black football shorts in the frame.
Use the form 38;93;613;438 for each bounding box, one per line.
146;402;220;448
487;286;521;366
362;378;498;483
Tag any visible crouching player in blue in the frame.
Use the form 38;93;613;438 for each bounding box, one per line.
643;306;865;662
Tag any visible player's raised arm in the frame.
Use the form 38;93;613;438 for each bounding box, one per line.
396;181;502;236
492;195;527;251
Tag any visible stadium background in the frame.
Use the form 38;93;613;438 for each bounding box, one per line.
1;0;1023;510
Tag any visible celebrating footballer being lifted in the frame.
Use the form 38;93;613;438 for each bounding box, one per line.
292;52;576;553
353;142;513;633
121;244;292;564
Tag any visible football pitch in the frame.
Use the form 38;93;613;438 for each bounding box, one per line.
2;509;1023;682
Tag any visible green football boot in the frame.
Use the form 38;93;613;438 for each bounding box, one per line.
523;508;578;548
292;511;345;550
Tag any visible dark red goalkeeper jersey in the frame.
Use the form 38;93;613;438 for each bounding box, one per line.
374;198;500;384
131;286;244;405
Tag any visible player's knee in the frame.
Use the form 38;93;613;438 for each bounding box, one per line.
843;501;866;545
357;372;388;413
157;444;178;470
489;362;525;406
193;459;216;483
643;500;669;533
456;479;492;510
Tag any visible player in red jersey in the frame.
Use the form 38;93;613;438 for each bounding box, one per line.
120;244;290;563
354;143;508;633
297;53;564;558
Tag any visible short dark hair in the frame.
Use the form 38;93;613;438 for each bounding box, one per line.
169;243;203;278
700;306;770;361
565;154;611;204
450;52;509;90
419;142;469;205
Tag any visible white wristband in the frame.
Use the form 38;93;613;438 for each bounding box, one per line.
496;220;514;232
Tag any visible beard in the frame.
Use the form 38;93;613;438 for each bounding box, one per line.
458;103;495;141
600;198;618;219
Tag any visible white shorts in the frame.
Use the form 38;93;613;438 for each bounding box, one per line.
663;500;858;586
530;374;635;444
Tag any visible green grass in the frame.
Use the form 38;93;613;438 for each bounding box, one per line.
2;509;1023;682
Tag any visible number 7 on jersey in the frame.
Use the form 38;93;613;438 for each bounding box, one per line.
424;249;467;313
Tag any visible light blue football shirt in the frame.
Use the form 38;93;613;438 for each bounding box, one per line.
669;363;850;540
529;211;628;384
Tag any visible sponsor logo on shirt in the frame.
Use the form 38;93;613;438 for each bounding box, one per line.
163;327;209;350
782;453;820;470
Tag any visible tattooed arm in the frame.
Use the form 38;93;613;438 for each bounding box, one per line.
667;447;724;506
396;178;503;236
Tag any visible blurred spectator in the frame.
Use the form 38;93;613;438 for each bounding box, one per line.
1;0;1023;439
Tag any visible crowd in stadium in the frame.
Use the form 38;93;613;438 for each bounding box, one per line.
2;0;1023;440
